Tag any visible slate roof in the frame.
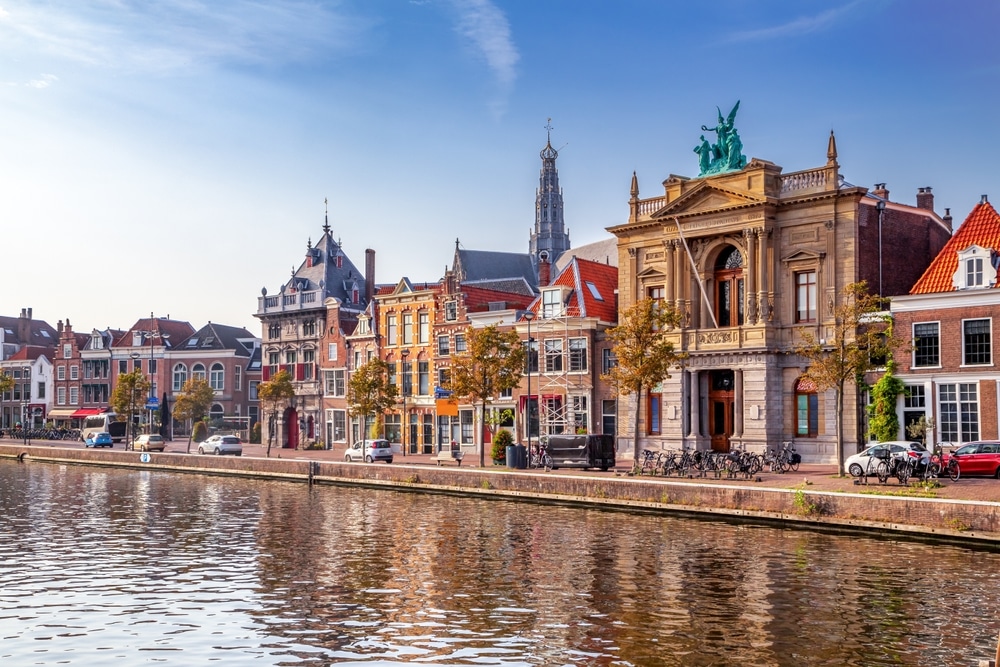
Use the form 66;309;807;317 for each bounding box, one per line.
455;249;538;291
554;237;619;273
0;315;57;348
910;200;1000;294
115;318;195;349
175;323;259;357
275;231;367;309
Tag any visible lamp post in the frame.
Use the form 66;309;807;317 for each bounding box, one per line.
139;314;169;436
22;365;30;446
523;311;535;467
400;349;409;457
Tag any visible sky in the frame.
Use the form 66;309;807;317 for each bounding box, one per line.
2;0;999;335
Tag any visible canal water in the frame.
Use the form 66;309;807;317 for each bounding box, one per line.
1;460;998;666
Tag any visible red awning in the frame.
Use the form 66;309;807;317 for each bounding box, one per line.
71;408;103;418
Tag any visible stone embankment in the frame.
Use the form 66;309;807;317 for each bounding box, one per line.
3;443;1000;548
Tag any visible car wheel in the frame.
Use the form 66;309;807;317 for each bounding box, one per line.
849;463;864;477
366;455;374;463
345;455;352;462
198;447;206;455
214;448;221;455
386;458;392;464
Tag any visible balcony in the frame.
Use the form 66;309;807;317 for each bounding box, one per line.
257;289;324;315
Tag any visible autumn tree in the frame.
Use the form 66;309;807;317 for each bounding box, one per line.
258;370;295;458
0;372;13;399
110;368;151;450
347;359;398;451
172;377;216;453
795;281;898;476
449;324;525;467
602;298;685;466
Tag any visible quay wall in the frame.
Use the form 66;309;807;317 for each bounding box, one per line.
3;444;999;547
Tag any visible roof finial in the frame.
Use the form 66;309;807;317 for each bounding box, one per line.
323;197;331;234
545;117;553;143
827;130;838;166
630;171;639;200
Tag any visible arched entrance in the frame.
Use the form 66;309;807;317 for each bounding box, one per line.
714;246;744;327
283;407;299;449
709;370;735;452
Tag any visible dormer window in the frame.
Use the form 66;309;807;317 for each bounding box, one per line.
542;288;566;318
953;244;997;290
133;332;143;346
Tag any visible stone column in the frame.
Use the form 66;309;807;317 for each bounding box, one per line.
664;240;676;303
687;369;700;438
744;229;757;324
757;228;770;322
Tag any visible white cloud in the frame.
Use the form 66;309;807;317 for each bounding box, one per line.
0;1;366;75
449;0;519;88
726;2;861;42
26;72;57;88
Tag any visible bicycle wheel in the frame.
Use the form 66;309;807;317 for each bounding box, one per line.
948;460;961;482
789;457;800;472
542;453;553;471
896;461;912;485
875;459;891;484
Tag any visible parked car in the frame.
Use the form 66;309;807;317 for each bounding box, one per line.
134;434;166;452
344;439;393;463
198;434;243;456
84;432;113;448
943;441;1000;478
846;441;929;477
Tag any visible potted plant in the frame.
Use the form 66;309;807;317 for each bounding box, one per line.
491;429;514;464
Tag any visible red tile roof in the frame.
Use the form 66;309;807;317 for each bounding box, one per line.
910;201;1000;294
462;285;534;312
525;257;618;323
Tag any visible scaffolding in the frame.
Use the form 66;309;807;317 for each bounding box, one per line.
532;304;591;436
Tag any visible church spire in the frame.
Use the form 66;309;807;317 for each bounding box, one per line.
529;118;571;262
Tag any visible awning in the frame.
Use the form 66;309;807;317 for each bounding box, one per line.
47;408;77;418
71;408;103;418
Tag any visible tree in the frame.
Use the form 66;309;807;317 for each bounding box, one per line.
602;298;685;466
867;362;907;443
172;377;215;453
449;324;525;467
110;368;150;450
258;370;295;458
795;281;898;476
0;372;13;399
347;358;397;446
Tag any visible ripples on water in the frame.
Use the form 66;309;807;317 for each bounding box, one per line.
1;461;998;666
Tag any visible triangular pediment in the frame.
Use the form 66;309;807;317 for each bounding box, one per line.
650;182;764;220
636;266;667;279
781;249;825;264
391;277;415;295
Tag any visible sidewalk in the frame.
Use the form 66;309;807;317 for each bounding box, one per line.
234;442;1000;503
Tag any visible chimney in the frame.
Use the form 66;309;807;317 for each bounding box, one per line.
538;251;551;286
916;186;934;212
365;248;375;304
943;207;953;231
981;194;989;205
57;320;64;334
17;308;31;344
873;183;889;200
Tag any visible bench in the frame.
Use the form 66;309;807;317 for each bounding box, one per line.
436;449;464;466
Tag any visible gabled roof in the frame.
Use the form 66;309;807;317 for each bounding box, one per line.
0;314;57;348
461;285;535;313
910;200;1000;294
175;323;259;356
8;345;49;361
525;257;618;323
649;181;765;219
455;248;538;290
271;229;367;309
115;318;195;348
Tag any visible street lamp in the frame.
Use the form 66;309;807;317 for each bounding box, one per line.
400;349;409;457
138;313;169;435
523;311;535;467
22;365;30;446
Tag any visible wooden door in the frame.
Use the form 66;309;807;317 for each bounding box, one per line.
709;370;735;452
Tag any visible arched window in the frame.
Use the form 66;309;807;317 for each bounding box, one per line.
210;403;224;420
714;246;744;327
193;363;206;381
795;376;819;437
210;363;224;391
172;363;188;392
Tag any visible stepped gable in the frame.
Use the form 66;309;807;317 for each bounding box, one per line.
910;200;1000;294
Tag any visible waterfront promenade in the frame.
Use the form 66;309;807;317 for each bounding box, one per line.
4;437;1000;547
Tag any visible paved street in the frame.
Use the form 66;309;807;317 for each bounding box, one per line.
11;435;998;503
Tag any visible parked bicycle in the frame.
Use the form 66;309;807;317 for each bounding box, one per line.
529;441;552;471
928;443;961;481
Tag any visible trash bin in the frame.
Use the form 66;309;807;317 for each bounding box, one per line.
507;444;527;469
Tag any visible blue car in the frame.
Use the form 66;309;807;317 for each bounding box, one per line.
85;432;113;448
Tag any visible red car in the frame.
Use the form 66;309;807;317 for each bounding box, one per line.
944;441;1000;478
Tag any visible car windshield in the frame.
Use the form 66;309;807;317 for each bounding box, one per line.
222;437;239;443
955;444;979;455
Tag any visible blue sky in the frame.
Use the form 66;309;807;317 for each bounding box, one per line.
1;0;998;333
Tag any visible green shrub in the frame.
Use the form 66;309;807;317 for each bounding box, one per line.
192;421;209;443
490;429;514;460
250;422;261;444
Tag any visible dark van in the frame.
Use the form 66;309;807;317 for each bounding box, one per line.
546;434;616;471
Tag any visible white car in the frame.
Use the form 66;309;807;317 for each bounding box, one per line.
344;439;393;463
198;434;243;456
846;441;928;477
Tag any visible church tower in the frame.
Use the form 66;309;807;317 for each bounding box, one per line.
529;120;571;263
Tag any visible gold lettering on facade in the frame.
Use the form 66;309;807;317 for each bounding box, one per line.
681;212;764;232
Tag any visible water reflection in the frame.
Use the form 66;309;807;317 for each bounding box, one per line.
1;460;999;665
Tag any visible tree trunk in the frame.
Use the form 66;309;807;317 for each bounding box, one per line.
835;381;845;476
479;401;487;467
633;385;644;466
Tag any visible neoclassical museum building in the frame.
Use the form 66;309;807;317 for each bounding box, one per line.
609;110;952;463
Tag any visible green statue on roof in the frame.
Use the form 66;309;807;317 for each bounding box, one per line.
695;101;747;177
